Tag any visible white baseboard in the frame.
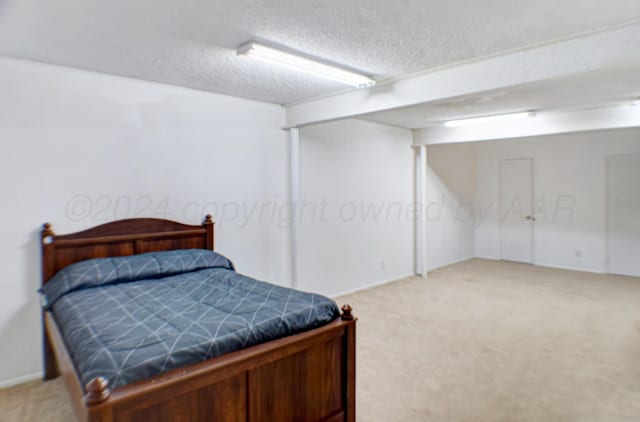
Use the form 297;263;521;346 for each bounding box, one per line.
473;256;606;274
532;262;606;274
426;256;475;272
332;256;477;299
332;255;612;301
0;371;42;389
332;272;415;298
474;255;500;261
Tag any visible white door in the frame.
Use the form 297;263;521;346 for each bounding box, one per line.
500;158;534;263
607;153;640;277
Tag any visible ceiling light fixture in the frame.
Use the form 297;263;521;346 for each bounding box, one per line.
632;98;640;106
237;41;375;88
444;111;536;128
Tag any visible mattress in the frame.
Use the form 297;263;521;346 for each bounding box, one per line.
42;250;339;389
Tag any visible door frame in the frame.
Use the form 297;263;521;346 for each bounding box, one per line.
499;157;535;264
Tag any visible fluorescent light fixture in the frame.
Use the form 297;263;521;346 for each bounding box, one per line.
444;111;535;127
237;41;375;88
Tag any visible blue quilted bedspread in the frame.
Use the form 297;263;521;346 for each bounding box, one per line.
43;250;339;389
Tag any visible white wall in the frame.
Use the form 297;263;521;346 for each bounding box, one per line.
0;57;290;386
475;128;640;272
298;119;414;296
425;143;477;270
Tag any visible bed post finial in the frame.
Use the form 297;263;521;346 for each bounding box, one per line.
341;304;354;321
85;376;111;405
41;223;54;240
203;215;215;250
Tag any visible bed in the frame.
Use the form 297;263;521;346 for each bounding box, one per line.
40;216;356;422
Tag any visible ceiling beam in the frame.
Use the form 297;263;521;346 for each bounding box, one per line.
412;104;640;145
285;22;640;128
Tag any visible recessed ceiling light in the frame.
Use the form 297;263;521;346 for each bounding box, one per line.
444;111;536;128
237;41;375;88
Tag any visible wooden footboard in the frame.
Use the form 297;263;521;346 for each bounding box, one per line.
46;308;356;422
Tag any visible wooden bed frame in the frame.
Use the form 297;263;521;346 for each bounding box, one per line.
41;216;356;422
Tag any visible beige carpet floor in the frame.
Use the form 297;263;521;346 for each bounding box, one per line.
2;259;640;421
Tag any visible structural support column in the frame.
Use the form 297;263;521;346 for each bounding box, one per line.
414;142;428;278
289;127;300;289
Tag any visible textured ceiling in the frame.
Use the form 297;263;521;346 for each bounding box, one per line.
1;0;640;104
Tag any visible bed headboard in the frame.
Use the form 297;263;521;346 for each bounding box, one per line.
41;216;214;284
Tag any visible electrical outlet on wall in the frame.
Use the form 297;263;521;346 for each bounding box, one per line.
380;261;385;270
575;250;582;258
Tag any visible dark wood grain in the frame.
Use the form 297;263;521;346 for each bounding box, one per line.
45;312;88;421
116;375;246;422
248;336;343;421
344;323;357;422
41;216;356;422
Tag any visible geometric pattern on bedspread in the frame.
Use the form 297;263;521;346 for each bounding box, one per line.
51;268;340;389
41;249;234;309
